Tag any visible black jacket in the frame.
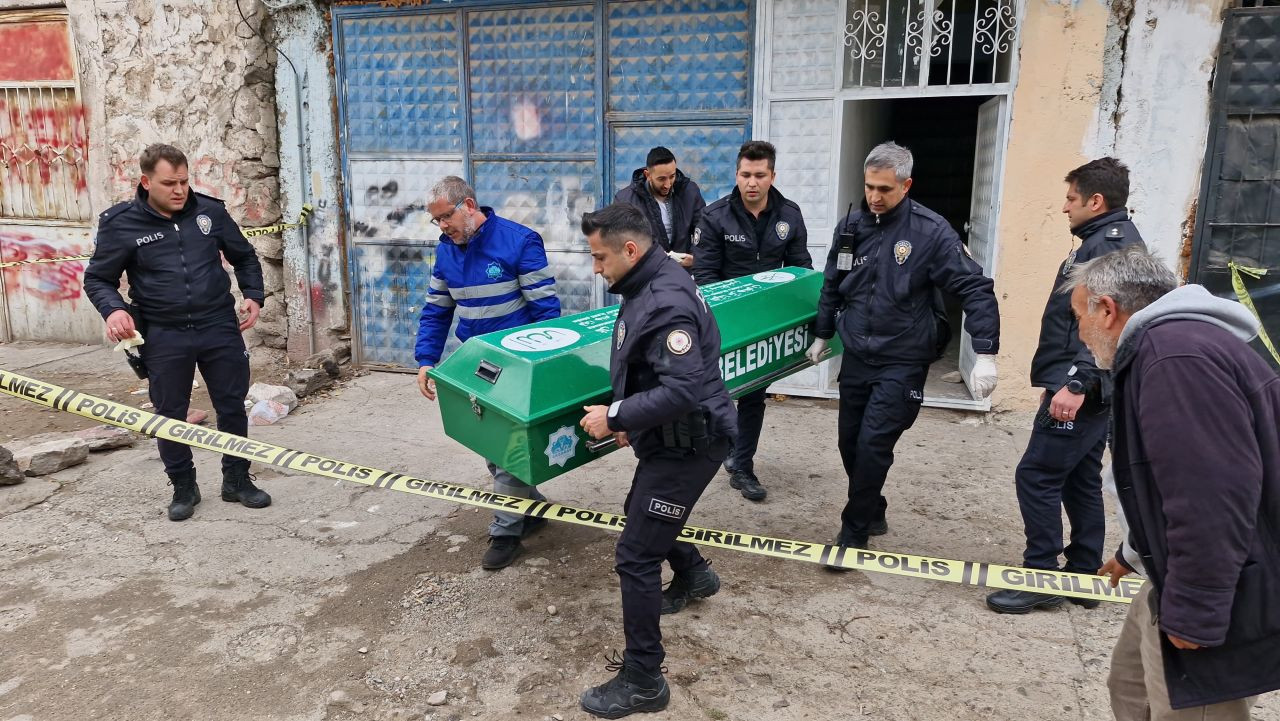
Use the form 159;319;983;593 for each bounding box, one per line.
1030;208;1144;394
605;244;737;459
612;168;706;253
84;186;265;328
816;199;999;365
692;187;811;284
1111;289;1280;708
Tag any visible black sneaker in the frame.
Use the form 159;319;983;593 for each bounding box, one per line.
823;533;865;572
728;469;766;501
660;565;721;615
985;588;1065;614
868;519;889;536
481;536;524;570
580;653;670;719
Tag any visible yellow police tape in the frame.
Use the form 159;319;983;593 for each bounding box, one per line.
0;205;314;269
0;367;1144;605
1229;261;1280;366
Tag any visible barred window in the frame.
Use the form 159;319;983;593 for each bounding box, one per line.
0;9;89;223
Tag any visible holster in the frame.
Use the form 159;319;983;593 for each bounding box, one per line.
661;410;710;454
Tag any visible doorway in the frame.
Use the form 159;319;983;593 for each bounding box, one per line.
835;93;1007;409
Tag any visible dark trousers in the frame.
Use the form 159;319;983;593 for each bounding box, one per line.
1015;393;1108;571
140;322;250;476
837;353;928;543
725;387;766;474
618;441;727;673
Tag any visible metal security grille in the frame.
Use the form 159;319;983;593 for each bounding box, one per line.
0;12;89;222
1190;6;1280;369
334;0;753;368
842;0;1018;88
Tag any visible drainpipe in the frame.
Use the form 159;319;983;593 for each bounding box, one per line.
293;61;316;356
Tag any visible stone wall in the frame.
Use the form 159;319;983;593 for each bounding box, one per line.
0;0;289;355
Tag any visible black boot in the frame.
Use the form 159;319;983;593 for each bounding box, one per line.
661;564;721;615
728;469;766;501
985;588;1065;614
221;466;271;509
167;469;201;522
580;654;670;719
823;532;865;572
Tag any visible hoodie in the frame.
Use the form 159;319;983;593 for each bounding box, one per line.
1110;283;1280;708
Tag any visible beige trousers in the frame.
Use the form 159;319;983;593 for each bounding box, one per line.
1108;584;1256;720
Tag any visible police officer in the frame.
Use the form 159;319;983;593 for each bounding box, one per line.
808;142;1000;555
986;157;1145;614
612;145;706;269
693;140;811;501
83;143;270;521
415;176;562;571
578;203;737;719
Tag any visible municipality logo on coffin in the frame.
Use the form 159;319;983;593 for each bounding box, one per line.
544;426;579;468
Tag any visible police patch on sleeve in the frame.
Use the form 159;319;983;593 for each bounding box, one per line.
616;320;627;350
666;329;692;355
693;227;702;246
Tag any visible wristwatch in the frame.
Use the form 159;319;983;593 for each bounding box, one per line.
1065;378;1086;395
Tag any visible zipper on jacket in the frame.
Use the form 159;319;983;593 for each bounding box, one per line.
174;222;192;325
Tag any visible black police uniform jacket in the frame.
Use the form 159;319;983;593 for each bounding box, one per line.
692;186;811;285
84;186;266;328
605;244;737;458
612;168;706;254
1029;208;1144;394
816;198;1000;365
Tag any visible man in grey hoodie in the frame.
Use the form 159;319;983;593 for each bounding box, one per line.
1067;246;1280;719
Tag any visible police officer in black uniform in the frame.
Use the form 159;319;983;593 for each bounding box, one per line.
84;143;270;522
986;157;1145;614
809;142;1000;555
579;203;737;719
693;140;810;501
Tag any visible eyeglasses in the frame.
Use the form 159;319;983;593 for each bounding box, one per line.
430;200;466;227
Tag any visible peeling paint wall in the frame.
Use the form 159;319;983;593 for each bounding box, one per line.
993;0;1117;411
993;0;1222;411
1085;0;1226;266
264;2;347;361
0;0;287;354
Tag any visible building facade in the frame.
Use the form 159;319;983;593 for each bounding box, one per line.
2;0;1274;409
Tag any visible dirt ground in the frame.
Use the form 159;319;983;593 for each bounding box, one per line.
0;342;1276;721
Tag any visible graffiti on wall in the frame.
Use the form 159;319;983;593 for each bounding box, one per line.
0;230;87;303
108;156;276;225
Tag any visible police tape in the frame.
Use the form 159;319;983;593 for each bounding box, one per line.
1228;262;1280;366
0;367;1145;605
0;205;315;269
241;204;313;238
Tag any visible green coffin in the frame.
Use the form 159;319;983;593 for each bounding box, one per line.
429;267;841;485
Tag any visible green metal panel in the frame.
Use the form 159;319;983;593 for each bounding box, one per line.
430;266;841;485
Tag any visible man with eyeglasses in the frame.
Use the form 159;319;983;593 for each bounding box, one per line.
415;175;562;570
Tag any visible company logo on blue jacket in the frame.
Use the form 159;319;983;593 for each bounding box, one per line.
485;261;502;280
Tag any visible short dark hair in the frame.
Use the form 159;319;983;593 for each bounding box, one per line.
581;203;653;251
140;143;188;174
646;146;676;168
737;140;776;171
1064;157;1129;211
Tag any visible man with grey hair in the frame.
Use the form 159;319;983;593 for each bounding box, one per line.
415;175;562;570
1070;246;1280;718
809;141;1000;557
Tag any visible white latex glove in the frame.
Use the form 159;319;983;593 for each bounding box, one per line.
805;338;829;365
969;355;998;399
